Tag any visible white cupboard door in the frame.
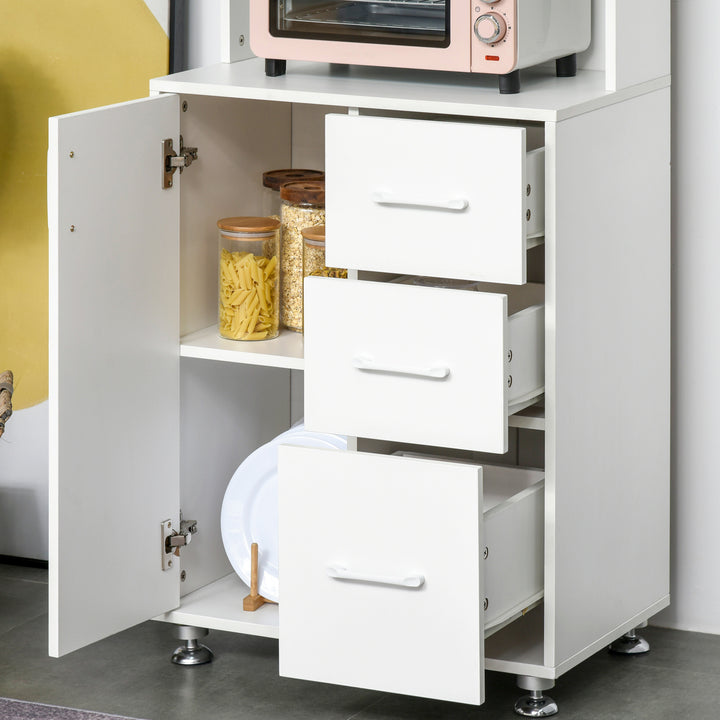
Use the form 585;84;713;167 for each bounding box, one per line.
304;277;510;453
48;95;180;657
325;114;529;284
278;446;485;705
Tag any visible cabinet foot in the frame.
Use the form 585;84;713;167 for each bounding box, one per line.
171;625;214;666
609;627;650;655
514;676;558;717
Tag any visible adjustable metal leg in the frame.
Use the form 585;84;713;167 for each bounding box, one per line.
171;625;214;666
514;676;558;717
609;625;650;655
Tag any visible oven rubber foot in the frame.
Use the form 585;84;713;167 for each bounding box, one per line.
609;627;650;655
499;70;521;94
555;53;577;77
514;676;558;717
265;59;287;77
171;625;214;666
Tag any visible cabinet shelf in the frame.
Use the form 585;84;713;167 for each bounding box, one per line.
155;574;279;638
150;58;669;123
180;326;304;370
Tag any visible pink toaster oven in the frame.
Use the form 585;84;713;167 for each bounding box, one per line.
250;0;591;93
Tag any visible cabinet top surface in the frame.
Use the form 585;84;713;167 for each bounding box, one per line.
149;59;670;122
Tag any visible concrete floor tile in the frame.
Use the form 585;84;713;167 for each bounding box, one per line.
0;565;719;720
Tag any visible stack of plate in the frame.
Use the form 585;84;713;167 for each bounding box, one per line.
220;423;347;602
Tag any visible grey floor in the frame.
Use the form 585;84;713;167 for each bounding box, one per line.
1;563;718;720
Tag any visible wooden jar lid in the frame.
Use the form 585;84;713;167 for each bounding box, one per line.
217;216;281;233
262;169;324;191
280;180;325;205
301;225;326;243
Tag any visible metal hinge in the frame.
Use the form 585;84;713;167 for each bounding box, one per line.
162;135;198;189
161;514;198;570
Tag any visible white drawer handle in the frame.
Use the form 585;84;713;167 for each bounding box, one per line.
371;191;469;212
353;355;450;380
327;564;425;589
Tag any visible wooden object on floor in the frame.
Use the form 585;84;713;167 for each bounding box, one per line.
243;542;277;611
0;370;13;440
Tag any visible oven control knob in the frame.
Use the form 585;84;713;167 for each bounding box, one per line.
474;13;507;44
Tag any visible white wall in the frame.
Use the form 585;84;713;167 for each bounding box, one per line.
652;0;720;634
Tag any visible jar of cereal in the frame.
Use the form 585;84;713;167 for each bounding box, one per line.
262;169;324;219
280;180;325;332
217;217;280;341
302;225;347;279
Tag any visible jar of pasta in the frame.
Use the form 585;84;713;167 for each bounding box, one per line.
280;180;325;332
302;225;347;279
262;169;324;219
217;217;280;341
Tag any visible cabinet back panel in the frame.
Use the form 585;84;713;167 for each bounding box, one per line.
179;96;292;336
179;359;291;596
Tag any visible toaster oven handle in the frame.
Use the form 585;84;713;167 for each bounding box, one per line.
327;564;425;589
371;191;469;212
353;355;450;380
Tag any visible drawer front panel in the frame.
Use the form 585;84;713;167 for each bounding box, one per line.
278;446;485;705
325;114;538;285
304;277;510;454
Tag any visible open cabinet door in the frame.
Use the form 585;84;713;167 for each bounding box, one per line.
48;95;180;656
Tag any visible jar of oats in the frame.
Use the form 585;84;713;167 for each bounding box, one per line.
302;225;348;279
262;169;324;218
217;217;280;341
280;180;325;332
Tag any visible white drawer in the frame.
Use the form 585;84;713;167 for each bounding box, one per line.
303;277;544;454
278;447;544;705
325;114;544;285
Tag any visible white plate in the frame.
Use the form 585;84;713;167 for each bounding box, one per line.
220;426;346;603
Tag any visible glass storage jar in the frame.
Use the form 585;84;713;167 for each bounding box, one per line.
262;168;324;219
280;180;325;332
217;216;280;341
302;225;348;279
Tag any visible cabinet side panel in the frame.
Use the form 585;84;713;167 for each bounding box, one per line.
606;0;671;91
546;88;671;667
49;95;181;656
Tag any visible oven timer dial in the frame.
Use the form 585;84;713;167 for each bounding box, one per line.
474;13;507;44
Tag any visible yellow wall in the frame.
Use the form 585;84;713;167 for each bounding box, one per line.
0;1;168;408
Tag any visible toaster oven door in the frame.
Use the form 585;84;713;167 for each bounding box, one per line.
269;0;450;48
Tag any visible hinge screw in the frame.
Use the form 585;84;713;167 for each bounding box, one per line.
69;151;75;158
180;570;187;582
168;559;173;568
69;225;75;232
483;547;489;559
507;349;513;362
526;183;531;196
239;35;245;46
508;375;513;388
526;209;531;221
168;179;173;187
182;100;188;112
484;598;489;611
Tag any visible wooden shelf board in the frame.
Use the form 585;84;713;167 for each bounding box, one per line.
509;403;546;431
485;605;551;678
150;58;670;123
154;574;279;638
181;326;304;370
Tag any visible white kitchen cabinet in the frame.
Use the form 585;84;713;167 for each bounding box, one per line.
48;55;670;715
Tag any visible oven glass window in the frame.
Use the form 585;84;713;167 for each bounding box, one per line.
270;0;450;48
